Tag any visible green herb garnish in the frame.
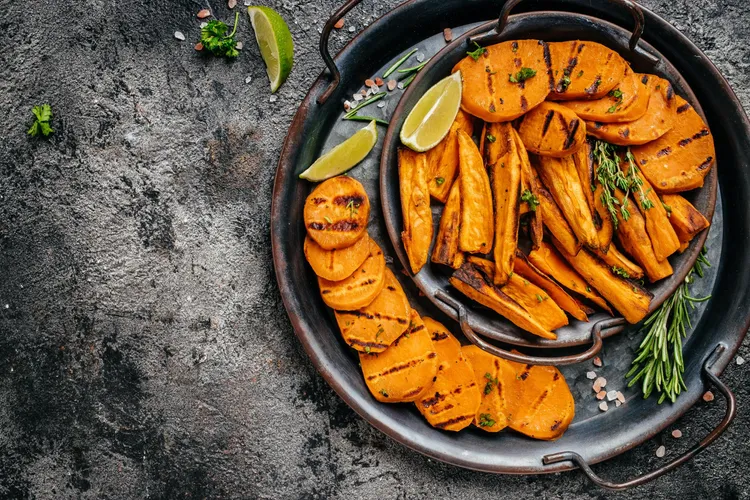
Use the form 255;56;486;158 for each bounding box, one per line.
484;372;499;395
467;42;487;61
379;389;389;398
509;67;537;83
383;48;418;78
593;140;631;229
478;413;496;427
27;104;54;137
611;266;630;279
435;177;446;186
520;189;539;212
200;13;240;59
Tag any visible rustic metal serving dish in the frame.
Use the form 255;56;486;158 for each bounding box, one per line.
271;0;750;489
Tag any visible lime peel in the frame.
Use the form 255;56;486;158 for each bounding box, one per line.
299;121;378;182
247;6;294;93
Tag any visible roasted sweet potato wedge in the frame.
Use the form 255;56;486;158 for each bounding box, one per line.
537;187;582;256
561;67;649;123
528;241;612;314
518;102;586;157
452;40;552;122
514;251;589;322
513;129;543;248
399;148;434;274
505;360;575;440
416;318;482;431
547;40;627;100
593;244;644;281
661;194;710;244
462;345;521;433
318;240;386;310
428;110;474;202
335;268;410;353
304;232;371;281
633;96;716;193
450;263;557;340
536;155;599;250
552;239;652;324
432;180;464;269
304;176;370;250
360;310;438;403
458;130;494;254
586;75;677;146
593;184;615;251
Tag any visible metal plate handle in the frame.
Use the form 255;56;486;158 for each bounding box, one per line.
317;0;366;105
435;290;625;366
543;344;736;490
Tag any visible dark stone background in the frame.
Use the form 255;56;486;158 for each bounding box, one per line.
1;0;748;498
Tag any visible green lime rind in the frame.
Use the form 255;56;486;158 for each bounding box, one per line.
247;6;294;93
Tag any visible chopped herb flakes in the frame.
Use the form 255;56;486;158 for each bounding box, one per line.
484;372;499;395
478;413;496;427
520;189;539;211
612;266;630;279
486;134;496;143
435;177;446;186
467;42;487;61
509;67;537;84
379;389;389;397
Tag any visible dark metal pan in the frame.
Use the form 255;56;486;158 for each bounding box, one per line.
379;0;717;364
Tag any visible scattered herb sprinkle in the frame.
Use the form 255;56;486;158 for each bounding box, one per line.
478;413;496;427
520;189;540;212
467;42;487;61
509;67;537;83
606;88;624;113
27;104;54;137
484;372;499;395
435;177;446;186
200;13;240;59
379;389;389;397
486;134;496;143
612;266;631;279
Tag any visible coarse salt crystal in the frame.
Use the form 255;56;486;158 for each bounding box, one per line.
593;357;602;367
200;22;208;28
586;371;597;380
703;391;714;402
616;391;625;403
375;77;384;86
197;9;211;18
377;102;385;108
656;445;666;458
194;42;204;51
416;52;425;62
606;390;618;401
228;0;237;8
269;95;278;103
366;88;373;97
370;85;380;93
348;26;356;33
365;79;375;87
244;0;253;5
737;356;745;365
334;19;344;29
174;31;186;41
443;28;453;42
236;41;243;50
245;76;252;84
596;391;606;400
595;376;607;388
353;94;363;101
343;100;352;110
615;400;622;407
387;79;397;91
599;401;609;412
397;82;405;90
672;429;682;438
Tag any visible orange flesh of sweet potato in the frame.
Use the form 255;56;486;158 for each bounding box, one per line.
432;180;465;269
462;345;521;433
593;184;615;251
514;252;589;322
593;243;645;280
633;96;716;193
513;129;543;248
450;263;557;340
537;187;582;256
458;130;494;254
586;75;677;146
661;194;710;243
335;268;411;353
304;232;371;282
552;239;652;324
304;176;370;250
547;40;627;100
399;148;434;274
518;102;586;157
360;310;438;403
528;241;613;314
573;140;596;218
612;189;673;282
505;360;575;440
452;40;552;122
318;240;386;310
536;155;599;249
417;318;482;431
561;67;649;123
428;110;474;202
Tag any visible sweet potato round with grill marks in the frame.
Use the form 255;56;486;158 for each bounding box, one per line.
360;310;438;403
416;318;482;432
632;96;715;193
452;40;552;122
561;68;649;123
304;232;371;281
335;268;410;353
586;75;677;146
304;176;370;250
318;240;385;310
518;102;586;157
547;40;627;100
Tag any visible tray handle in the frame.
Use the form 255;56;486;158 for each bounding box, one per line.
317;0;366;105
435;290;625;366
544;344;736;490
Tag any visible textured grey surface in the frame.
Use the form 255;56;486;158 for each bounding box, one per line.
0;0;749;498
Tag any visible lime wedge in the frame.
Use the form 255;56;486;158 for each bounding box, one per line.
400;71;462;152
247;6;294;93
300;121;378;181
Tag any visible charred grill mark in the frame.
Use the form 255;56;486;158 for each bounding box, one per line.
512;41;519;52
585;75;602;95
434;414;473;429
542;42;554;91
513;57;522;68
453;264;487;292
386;285;396;291
593;122;603;130
620;128;630;138
541;110;555;137
367;359;426;380
640;159;648;165
678;137;693;147
693;129;710;140
334;195;364;206
421;391;446;408
321;290;330;294
308;220;361;232
311;197;327;205
529;390;549;412
666;84;674;101
410;324;425;334
346;310;409;326
453;387;462;395
467;382;477;388
551;420;562;431
519;369;530;381
656;147;672;157
553;372;560;381
403;387;424;398
563;119;581;150
577;42;586;54
427;352;437;359
677;103;692;113
431;332;449;341
641;75;649;85
442;404;455;411
349;339;387;349
698;157;714;171
520;96;528;112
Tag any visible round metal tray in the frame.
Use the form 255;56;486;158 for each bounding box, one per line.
271;0;749;488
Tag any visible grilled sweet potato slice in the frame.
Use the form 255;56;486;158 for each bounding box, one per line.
304;233;371;281
593;244;644;281
514;252;589;322
416;319;482;431
458;130;494;254
452;40;552;122
505;360;575;440
553;239;652;323
528;241;612;314
561;67;649;123
304;176;370;250
483;122;521;285
537;187;581;256
335;268;410;353
513;129;543;248
432;180;464;269
547;40;627;100
360;310;438;403
661;194;710;244
586;76;677;146
536;155;599;249
427;110;474;202
399;148;434;274
318;240;386;310
450;263;557;340
518;102;586;157
593;184;615;251
462;345;521;433
633;96;716;193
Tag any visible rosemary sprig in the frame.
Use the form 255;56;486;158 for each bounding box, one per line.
624;149;654;211
593;140;630;229
344;92;386;118
343;115;389;126
383;48;418;78
398;60;429;74
626;247;712;403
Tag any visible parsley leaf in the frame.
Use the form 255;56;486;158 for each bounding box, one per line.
27;104;54;137
478;413;496;427
509;67;537;84
520;189;539;212
486;134;496;143
200;13;240;59
466;42;487;61
612;266;631;279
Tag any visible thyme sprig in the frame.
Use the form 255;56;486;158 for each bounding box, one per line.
626;247;712;403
